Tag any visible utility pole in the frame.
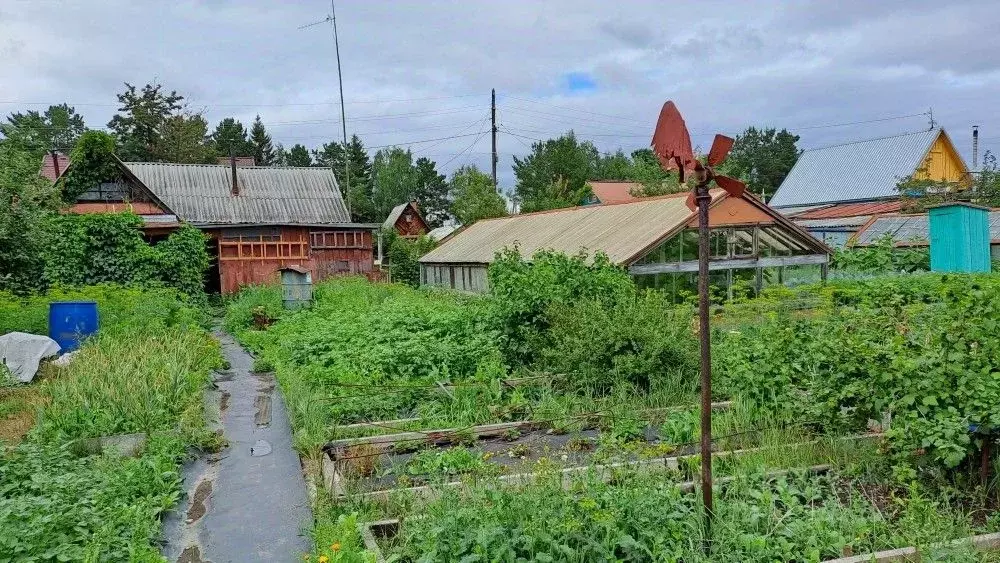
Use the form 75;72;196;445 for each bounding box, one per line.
491;88;498;191
332;0;351;217
299;2;351;216
928;107;936;130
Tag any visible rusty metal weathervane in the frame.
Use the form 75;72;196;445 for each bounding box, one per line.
651;101;746;547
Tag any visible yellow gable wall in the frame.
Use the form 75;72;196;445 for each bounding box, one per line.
914;131;969;183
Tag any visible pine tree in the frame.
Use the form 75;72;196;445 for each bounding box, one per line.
210;118;252;157
413;157;450;227
286;144;313;167
248;115;275;166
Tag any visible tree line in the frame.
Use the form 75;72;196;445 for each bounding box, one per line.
1;80;807;229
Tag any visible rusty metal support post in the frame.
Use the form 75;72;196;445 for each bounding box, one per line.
695;179;714;549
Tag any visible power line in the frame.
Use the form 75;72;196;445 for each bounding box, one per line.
364;131;484;151
438;127;491;169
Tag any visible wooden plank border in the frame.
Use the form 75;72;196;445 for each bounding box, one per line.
329;433;877;502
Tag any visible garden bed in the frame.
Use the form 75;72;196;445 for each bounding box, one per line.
356;465;994;562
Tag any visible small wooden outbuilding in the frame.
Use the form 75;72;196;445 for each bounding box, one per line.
383;201;429;239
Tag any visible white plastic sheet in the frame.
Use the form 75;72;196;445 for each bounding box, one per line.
0;332;61;383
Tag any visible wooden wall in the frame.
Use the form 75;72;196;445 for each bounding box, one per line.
420;263;489;293
215;226;375;294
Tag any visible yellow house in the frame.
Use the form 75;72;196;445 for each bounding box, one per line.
770;127;970;210
915;129;968;183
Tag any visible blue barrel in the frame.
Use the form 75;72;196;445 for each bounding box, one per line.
49;301;99;352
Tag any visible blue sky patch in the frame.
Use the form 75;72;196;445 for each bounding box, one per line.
564;72;597;94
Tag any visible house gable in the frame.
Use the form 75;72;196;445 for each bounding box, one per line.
914;130;969;184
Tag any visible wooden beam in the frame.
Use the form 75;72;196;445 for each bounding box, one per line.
629;253;829;275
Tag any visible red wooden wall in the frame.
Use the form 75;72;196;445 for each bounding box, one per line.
215;226;375;294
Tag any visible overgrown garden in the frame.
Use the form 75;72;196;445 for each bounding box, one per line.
0;286;221;561
225;251;1000;561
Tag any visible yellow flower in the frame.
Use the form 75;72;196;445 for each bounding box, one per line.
318;556;329;563
331;543;342;552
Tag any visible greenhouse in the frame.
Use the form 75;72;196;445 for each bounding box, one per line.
419;190;831;300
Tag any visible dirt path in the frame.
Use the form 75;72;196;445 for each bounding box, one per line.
162;331;313;562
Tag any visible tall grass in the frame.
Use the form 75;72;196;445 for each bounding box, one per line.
0;285;222;560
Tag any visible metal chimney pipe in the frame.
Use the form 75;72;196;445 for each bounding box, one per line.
973;125;979;170
230;149;240;196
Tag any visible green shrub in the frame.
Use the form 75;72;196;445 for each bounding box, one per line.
541;292;697;393
487;248;635;365
223;283;283;333
385;230;436;287
40;213;210;297
831;234;929;274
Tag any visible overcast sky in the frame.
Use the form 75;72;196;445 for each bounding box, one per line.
2;0;998;192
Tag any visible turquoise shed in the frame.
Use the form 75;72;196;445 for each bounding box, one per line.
928;202;992;272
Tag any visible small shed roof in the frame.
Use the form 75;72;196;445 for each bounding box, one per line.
420;191;722;266
123;162;351;226
770;129;945;208
855;211;1000;245
588;181;644;205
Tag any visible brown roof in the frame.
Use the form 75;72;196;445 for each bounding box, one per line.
588;181;644;204
40;152;70;181
795;201;902;220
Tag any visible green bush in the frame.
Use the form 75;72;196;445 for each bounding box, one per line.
385;230;436;287
391;471;968;561
541;292;698;393
0;141;58;296
831;234;929;274
40;212;209;297
487;248;635;365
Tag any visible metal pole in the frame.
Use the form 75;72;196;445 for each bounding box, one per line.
695;179;714;549
491;88;498;191
331;0;351;216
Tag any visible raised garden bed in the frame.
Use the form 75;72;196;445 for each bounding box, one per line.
322;415;879;500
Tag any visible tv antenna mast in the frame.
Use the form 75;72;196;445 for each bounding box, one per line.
300;1;351;216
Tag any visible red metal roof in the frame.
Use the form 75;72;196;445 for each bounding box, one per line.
795;200;902;220
589;181;644;204
39;152;70;181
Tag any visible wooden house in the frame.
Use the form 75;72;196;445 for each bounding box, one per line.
51;155;378;294
383;201;429;238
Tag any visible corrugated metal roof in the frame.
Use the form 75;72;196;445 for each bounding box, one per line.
124;162;350;225
796;216;873;229
589;181;643;204
419;191;720;266
856;211;1000;245
796;201;902;220
770;129;942;208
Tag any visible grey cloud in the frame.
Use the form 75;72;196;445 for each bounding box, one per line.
0;0;998;189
